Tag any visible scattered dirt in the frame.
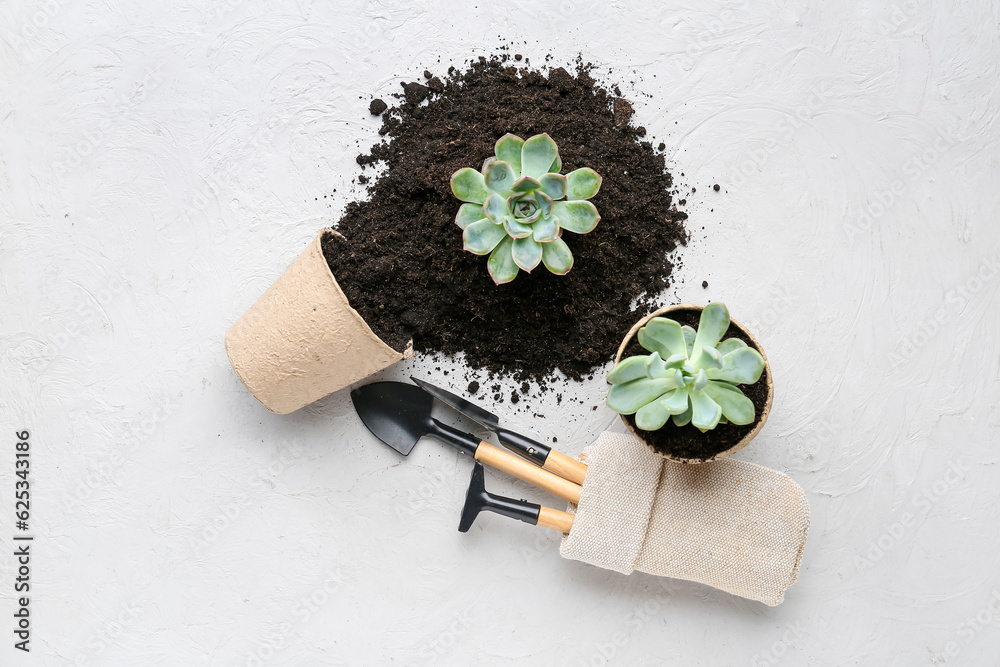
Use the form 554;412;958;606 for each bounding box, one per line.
618;308;771;461
613;98;634;128
400;81;429;105
368;98;387;116
324;55;688;381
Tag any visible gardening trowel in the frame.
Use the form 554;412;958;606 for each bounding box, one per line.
351;381;582;503
410;377;588;486
460;463;575;534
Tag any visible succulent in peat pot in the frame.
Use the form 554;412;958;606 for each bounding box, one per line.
606;303;766;432
450;133;602;284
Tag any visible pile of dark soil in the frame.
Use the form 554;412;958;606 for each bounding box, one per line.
619;309;771;460
324;55;687;381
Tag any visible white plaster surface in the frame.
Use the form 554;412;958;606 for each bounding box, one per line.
1;1;999;664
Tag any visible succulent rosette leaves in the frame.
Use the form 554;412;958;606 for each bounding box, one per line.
605;303;766;433
450;133;602;284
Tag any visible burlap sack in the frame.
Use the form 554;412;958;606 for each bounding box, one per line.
560;432;809;606
226;230;412;414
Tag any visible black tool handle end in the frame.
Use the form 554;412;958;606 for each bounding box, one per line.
494;426;551;467
459;462;541;532
428;418;481;458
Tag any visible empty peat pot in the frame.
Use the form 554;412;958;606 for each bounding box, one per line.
613;304;773;464
225;229;412;414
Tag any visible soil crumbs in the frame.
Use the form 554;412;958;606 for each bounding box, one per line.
324;55;687;382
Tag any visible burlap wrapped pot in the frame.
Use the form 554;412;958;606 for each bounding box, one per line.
226;230;412;414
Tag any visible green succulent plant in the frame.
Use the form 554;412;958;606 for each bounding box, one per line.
450;133;602;284
606;303;766;432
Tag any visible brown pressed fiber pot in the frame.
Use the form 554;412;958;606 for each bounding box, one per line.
226;229;412;414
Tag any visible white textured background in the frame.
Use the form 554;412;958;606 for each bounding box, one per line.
2;1;999;665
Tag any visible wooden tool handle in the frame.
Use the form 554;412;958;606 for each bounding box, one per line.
475;442;582;504
544;449;588;485
537;506;575;533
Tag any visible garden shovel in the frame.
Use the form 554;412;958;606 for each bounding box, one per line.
459;462;574;534
410;377;588;485
351;382;582;503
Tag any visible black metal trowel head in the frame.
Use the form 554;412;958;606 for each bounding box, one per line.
350;381;435;456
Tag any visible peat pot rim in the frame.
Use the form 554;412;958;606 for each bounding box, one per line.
612;303;774;464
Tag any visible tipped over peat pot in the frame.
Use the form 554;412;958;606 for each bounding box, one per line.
613;304;773;464
225;230;412;414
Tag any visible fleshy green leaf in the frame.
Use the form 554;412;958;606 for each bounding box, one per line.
716;338;747;356
606;377;676;414
511;236;543;272
539;173;568;200
693;345;723;370
607;355;649;384
521;133;560;179
451;168;488;204
702;381;755;425
536;190;553;218
494;134;524;175
484;160;516;196
638;317;687;359
550;152;562;173
463;219;508;255
682;325;696;357
665;353;687;368
661;388;690;414
553;200;600;234
672;403;693;427
635;400;671;431
705;347;765;384
690;392;723;431
635;387;691;431
481;156;496;174
511;176;543;193
692;368;708;392
532;216;559;243
503;217;533;239
565;167;602;200
456;203;487;230
487;236;518;285
520;209;542;225
541;237;574;275
646;351;671;379
693;302;731;353
483;192;506;223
